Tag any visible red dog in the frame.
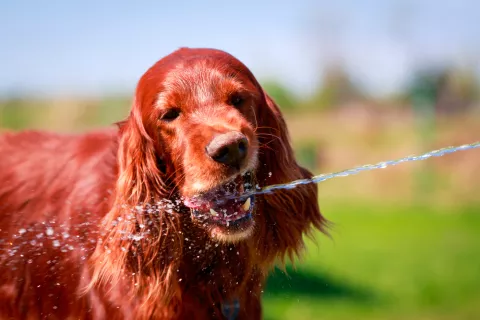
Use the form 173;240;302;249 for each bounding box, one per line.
0;48;326;319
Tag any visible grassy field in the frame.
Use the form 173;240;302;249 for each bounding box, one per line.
263;198;480;320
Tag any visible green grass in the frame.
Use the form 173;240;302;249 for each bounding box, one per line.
263;199;480;320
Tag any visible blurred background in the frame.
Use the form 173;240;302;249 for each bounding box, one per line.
1;1;479;319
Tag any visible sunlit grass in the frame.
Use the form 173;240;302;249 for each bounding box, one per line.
264;199;480;319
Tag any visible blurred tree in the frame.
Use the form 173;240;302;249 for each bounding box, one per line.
307;64;364;110
405;66;479;115
0;98;36;129
294;140;324;172
436;67;479;115
261;80;298;112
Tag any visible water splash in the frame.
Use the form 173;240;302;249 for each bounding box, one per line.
242;141;480;198
2;142;478;262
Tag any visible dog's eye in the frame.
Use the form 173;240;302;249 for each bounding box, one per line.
230;95;244;108
160;108;181;122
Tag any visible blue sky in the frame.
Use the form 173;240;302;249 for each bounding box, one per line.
1;0;479;98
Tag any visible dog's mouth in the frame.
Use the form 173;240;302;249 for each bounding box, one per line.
183;171;255;241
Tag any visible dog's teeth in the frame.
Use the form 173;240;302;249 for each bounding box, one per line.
242;197;251;211
210;209;219;216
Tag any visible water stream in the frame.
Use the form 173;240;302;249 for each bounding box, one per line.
241;141;480;199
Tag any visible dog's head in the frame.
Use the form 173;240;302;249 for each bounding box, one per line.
116;48;323;244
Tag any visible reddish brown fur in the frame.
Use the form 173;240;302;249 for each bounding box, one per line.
0;48;327;319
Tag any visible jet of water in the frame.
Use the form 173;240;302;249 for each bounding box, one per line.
240;141;480;199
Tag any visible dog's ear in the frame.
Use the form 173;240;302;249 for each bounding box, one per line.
253;91;328;266
88;97;182;313
115;101;167;205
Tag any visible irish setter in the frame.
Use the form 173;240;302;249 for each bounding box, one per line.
0;48;326;319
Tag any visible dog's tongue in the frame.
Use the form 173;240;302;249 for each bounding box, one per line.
184;176;245;209
183;175;254;223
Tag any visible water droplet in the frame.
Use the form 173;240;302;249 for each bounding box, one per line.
130;234;144;241
45;227;54;236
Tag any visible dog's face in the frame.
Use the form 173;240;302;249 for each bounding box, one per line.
137;48;264;242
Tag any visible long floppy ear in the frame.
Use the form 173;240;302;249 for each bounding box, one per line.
87;100;183;315
254;92;328;267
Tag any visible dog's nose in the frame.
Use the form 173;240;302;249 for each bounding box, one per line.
206;132;248;168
